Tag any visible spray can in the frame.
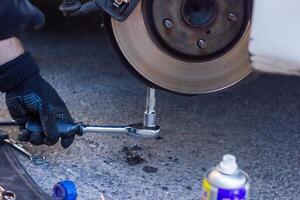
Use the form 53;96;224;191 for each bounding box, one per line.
201;154;250;200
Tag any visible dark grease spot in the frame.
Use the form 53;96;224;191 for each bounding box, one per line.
126;156;145;166
143;166;158;173
186;186;192;190
162;186;169;191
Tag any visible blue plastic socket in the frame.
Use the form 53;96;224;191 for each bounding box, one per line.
52;180;77;200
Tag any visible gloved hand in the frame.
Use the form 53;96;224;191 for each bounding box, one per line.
0;53;75;148
0;0;45;40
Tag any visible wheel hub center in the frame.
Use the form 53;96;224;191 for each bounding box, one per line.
182;0;217;28
145;0;251;60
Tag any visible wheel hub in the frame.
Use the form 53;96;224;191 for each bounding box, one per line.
149;0;248;59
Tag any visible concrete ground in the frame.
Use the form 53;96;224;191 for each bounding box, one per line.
0;17;299;200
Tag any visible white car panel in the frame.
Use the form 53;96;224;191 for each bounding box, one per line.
249;0;300;76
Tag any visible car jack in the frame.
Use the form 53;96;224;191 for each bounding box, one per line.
0;88;160;139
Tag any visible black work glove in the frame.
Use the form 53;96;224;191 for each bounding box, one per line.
0;53;75;148
0;0;45;40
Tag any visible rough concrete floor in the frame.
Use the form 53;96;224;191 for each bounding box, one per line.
0;19;299;200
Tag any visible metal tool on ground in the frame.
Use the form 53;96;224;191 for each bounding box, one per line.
0;132;46;165
201;154;250;200
25;88;160;139
0;185;16;200
0;88;160;140
25;120;160;139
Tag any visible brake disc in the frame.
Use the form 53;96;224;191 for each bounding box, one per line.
108;0;252;94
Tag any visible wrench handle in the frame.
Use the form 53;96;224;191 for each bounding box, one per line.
25;121;84;138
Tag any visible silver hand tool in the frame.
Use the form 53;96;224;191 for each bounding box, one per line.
4;138;46;165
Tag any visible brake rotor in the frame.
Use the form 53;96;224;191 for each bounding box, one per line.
108;0;252;94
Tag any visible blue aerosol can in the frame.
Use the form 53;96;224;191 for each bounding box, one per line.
201;154;250;200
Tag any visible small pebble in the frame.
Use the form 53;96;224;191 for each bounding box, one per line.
186;186;192;190
89;143;98;148
162;186;169;191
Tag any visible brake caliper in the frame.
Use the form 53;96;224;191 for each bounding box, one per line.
96;0;140;21
59;0;140;22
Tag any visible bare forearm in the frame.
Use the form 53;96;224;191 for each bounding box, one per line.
0;38;24;65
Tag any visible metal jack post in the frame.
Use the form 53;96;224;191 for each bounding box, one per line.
0;88;160;139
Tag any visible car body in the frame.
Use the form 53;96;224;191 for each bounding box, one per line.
249;0;300;77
